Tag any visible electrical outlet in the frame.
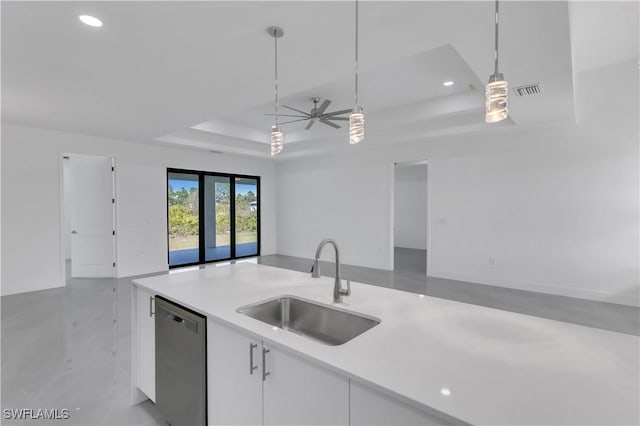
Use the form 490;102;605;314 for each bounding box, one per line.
488;257;496;266
437;218;448;225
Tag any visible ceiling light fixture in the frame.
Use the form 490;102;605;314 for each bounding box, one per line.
349;0;364;144
443;81;454;87
485;0;508;123
267;26;284;157
78;15;103;27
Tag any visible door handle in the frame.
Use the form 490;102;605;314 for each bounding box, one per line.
262;347;270;381
249;343;258;375
71;230;78;234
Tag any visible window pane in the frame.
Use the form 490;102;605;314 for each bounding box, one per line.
235;177;258;257
204;175;231;261
168;172;200;266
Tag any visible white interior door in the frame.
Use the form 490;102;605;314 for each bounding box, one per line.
69;155;115;277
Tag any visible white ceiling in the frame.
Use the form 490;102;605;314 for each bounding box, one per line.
2;1;638;159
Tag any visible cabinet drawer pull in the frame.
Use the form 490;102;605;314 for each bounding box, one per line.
149;296;155;317
262;347;270;381
249;343;258;375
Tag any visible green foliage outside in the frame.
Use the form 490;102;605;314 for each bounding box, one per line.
168;183;257;238
168;185;199;236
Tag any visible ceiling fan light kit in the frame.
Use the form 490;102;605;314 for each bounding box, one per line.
485;0;509;123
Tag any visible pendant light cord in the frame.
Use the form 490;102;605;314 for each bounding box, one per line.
494;0;499;76
274;28;279;127
354;0;359;110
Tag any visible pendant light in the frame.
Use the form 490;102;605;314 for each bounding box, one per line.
485;0;508;123
268;26;284;156
349;0;364;144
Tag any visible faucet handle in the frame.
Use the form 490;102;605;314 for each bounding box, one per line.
340;279;351;297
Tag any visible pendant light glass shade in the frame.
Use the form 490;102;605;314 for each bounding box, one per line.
270;127;283;156
268;26;284;156
349;110;364;144
349;0;365;144
485;0;508;123
485;73;508;123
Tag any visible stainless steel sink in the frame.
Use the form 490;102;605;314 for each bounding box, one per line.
237;296;380;346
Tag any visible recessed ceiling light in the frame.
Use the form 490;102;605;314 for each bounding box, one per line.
440;388;452;396
443;81;454;87
79;15;103;27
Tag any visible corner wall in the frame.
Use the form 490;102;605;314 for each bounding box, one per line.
275;60;639;306
0;125;277;296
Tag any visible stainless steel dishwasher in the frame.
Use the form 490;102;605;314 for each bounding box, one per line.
155;296;207;426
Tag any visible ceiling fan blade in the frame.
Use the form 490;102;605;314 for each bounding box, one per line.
278;117;311;125
264;113;308;118
317;99;331;114
282;105;311;116
323;109;353;116
305;120;315;130
320;119;341;129
323;116;349;121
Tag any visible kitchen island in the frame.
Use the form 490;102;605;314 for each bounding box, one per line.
132;263;639;425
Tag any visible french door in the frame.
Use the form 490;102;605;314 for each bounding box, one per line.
167;169;260;268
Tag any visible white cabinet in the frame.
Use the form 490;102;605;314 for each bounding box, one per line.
208;319;349;426
135;286;155;402
350;381;454;426
207;319;262;425
263;345;349;425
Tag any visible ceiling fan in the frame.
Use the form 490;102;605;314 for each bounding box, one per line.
266;97;352;130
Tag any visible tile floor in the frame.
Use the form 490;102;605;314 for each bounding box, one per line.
2;251;638;425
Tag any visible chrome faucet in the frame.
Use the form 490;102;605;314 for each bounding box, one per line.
311;239;351;303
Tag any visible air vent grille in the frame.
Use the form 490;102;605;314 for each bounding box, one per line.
513;83;541;97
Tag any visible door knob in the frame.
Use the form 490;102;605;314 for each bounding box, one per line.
71;230;78;234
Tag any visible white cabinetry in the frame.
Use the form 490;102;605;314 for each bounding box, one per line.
350;381;454;426
263;345;349;425
208;319;262;425
208;319;349;426
135;286;155;402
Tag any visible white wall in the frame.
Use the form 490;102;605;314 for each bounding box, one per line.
276;59;639;306
394;165;428;250
62;158;72;260
276;156;394;270
1;125;277;296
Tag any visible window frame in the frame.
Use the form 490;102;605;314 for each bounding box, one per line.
167;168;261;268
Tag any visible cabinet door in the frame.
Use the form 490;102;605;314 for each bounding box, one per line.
207;319;262;426
263;344;349;426
135;287;155;402
350;381;455;426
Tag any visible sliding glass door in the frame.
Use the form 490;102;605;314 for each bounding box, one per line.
234;177;259;257
168;172;200;267
168;169;260;268
204;175;231;262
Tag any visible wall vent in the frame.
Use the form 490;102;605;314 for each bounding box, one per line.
513;83;541;97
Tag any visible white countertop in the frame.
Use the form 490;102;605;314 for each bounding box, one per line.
134;263;639;425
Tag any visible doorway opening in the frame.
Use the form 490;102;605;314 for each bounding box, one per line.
393;161;429;276
62;154;116;278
